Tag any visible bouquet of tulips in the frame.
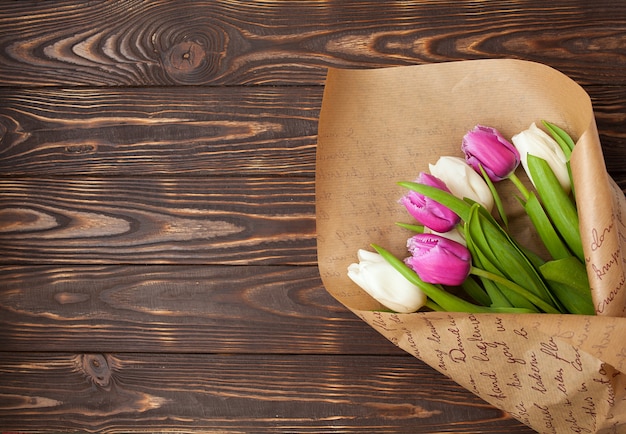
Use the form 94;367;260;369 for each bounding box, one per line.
348;121;595;316
316;59;626;433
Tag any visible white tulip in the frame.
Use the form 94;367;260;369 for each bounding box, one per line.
428;156;495;211
511;122;570;192
347;249;426;313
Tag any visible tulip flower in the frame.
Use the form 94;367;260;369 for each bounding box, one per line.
428;156;494;211
399;172;460;233
511;122;570;193
347;249;427;313
398;182;563;313
404;233;471;286
461;125;520;182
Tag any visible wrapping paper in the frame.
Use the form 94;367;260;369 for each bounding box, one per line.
316;59;626;433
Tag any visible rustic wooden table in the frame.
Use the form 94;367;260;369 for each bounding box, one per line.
1;2;625;432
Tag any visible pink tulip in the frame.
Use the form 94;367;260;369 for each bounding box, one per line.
400;172;460;233
405;233;471;286
462;125;520;181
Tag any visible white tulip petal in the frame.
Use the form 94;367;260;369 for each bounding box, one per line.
347;250;427;313
429;156;494;211
512;123;570;192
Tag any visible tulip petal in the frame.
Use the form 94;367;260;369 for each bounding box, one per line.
428;156;494;211
462;125;520;181
405;234;471;286
400;174;460;233
348;249;427;313
398;181;472;221
512;122;570;192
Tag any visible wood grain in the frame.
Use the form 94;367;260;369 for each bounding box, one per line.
1;86;625;177
2;1;626;87
0;177;316;264
0;264;402;355
1;1;626;432
0;352;534;433
0;86;320;176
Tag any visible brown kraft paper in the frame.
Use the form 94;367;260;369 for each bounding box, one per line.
316;59;626;433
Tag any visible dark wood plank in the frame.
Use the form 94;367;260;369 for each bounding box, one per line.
0;2;624;432
2;1;626;87
1;86;626;177
0;264;404;355
591;86;626;175
0;177;316;265
0;86;320;176
0;352;534;433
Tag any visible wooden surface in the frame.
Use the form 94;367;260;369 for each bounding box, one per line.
1;1;625;432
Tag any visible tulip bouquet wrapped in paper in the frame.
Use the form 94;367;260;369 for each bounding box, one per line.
316;60;626;433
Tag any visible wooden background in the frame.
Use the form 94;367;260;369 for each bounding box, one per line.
1;1;625;432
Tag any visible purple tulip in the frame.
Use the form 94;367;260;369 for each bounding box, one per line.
405;233;471;286
462;125;520;181
400;172;460;233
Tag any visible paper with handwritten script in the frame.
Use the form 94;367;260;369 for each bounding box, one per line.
316;59;626;433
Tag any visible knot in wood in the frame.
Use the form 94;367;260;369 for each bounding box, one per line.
80;354;112;388
161;32;224;84
168;41;205;71
65;144;96;154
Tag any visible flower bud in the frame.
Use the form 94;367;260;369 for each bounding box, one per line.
511;122;570;192
400;172;460;233
405;233;471;286
429;156;495;211
348;249;427;313
462;125;520;181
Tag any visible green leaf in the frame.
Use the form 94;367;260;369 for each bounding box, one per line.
542;120;576;197
539;257;595;315
472;207;540;311
542;120;575;156
464;206;512;306
490;307;539;313
524;192;572;260
470;266;559;314
528;155;584;262
425;300;445;312
477;208;560;310
395;222;425;232
464;204;534;309
464;222;511;308
402;180;558;311
461;276;491;306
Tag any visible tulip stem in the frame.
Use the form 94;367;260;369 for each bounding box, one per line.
469;266;560;314
509;173;531;201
